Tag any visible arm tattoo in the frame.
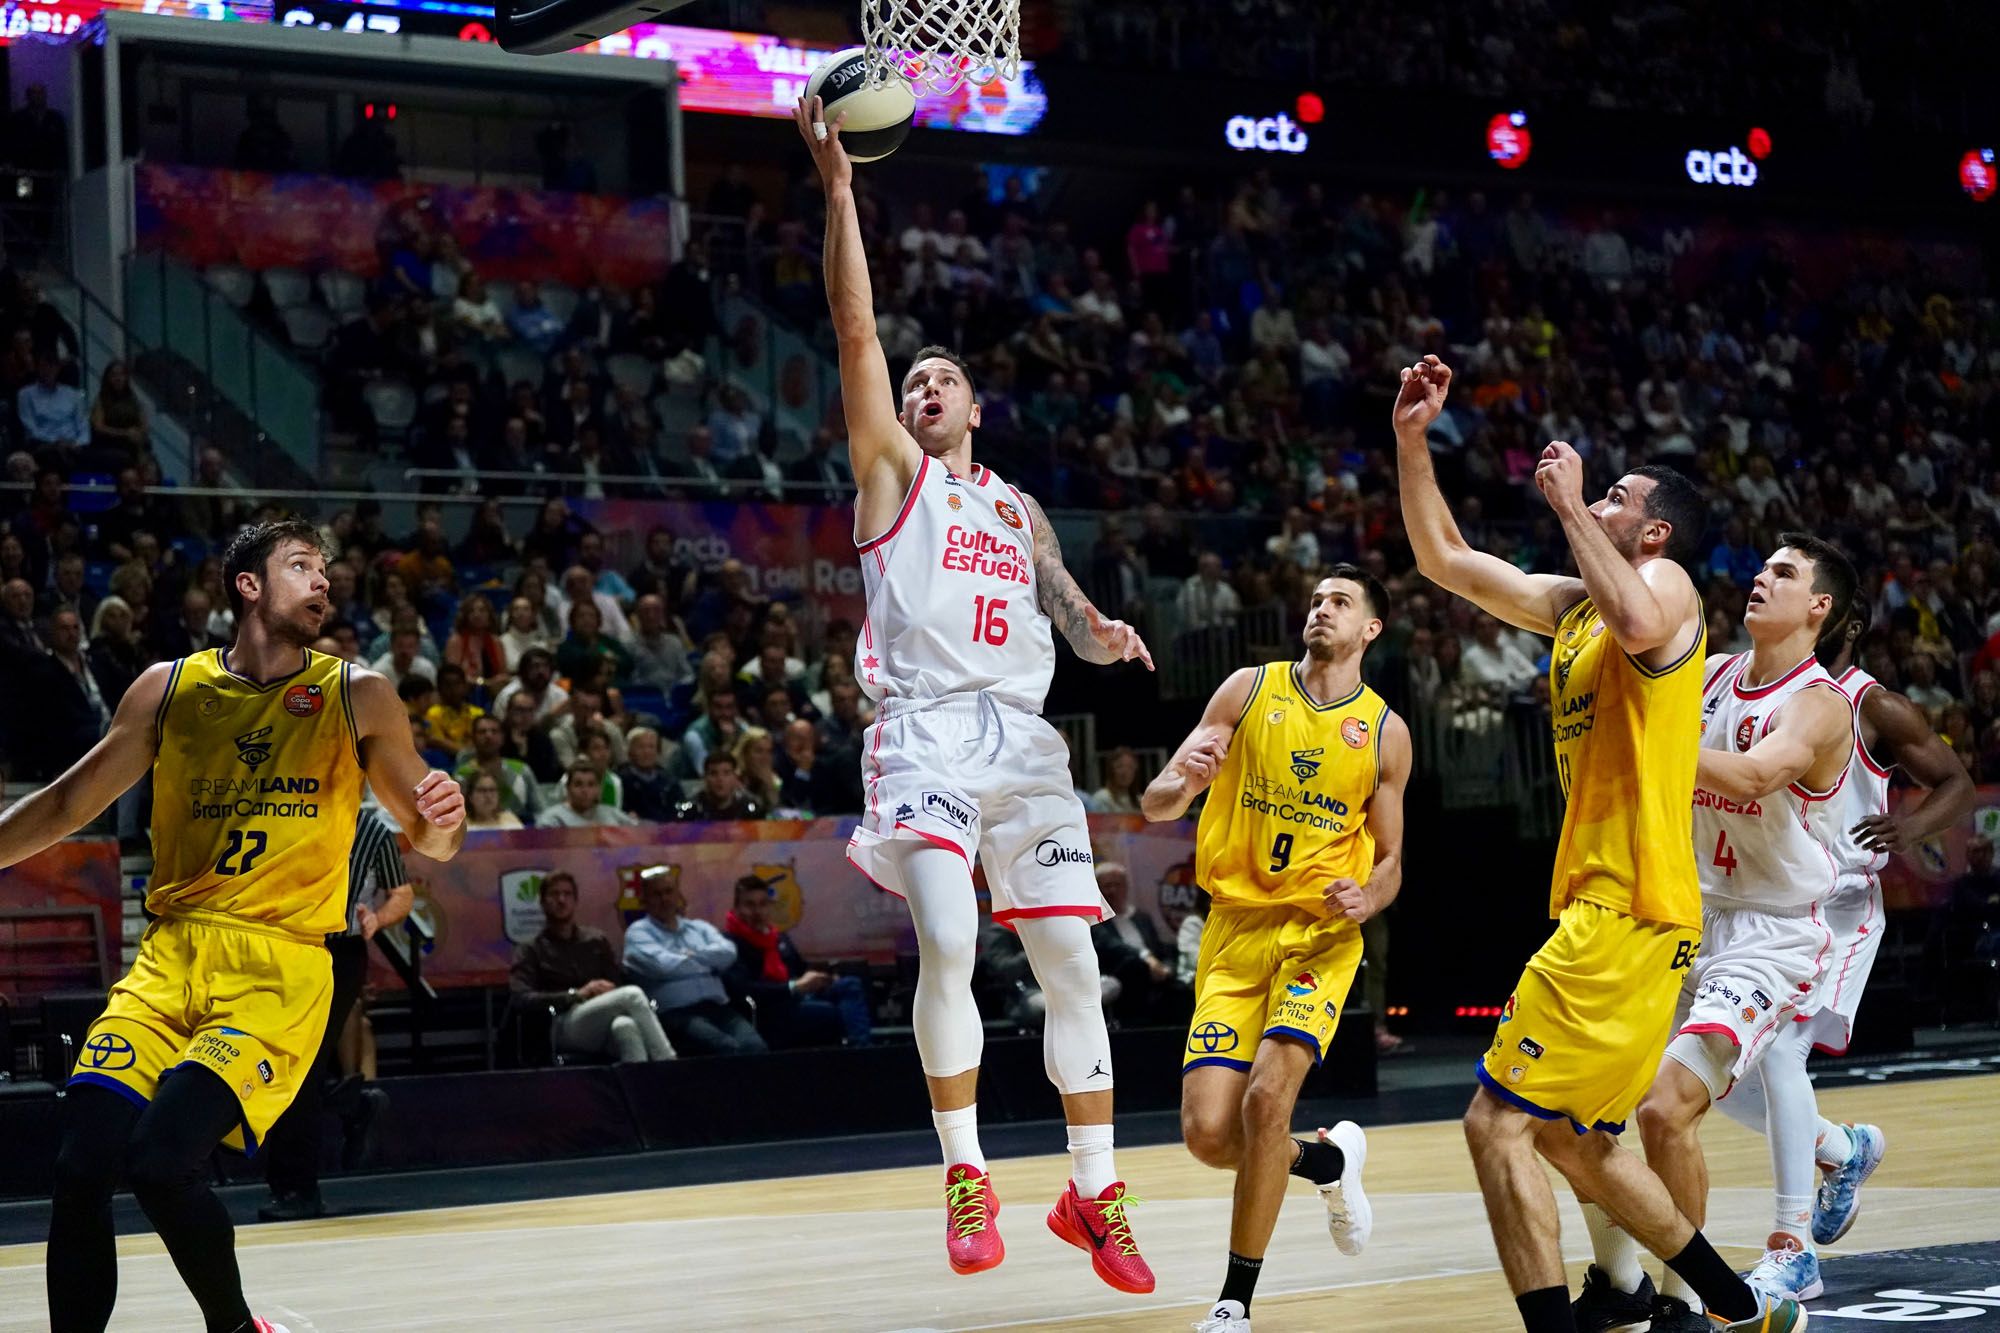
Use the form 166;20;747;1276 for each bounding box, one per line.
1019;491;1117;664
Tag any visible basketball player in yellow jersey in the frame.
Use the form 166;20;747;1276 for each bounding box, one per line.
0;518;466;1333
1143;566;1412;1333
1393;356;1805;1333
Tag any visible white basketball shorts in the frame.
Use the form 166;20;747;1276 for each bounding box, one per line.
845;692;1109;924
1803;874;1884;1055
1673;903;1834;1085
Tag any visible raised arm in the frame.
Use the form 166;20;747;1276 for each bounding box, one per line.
349;668;466;862
0;660;170;868
1392;356;1581;635
1851;687;1978;853
1695;683;1851;803
1532;441;1701;663
1143;667;1257;822
1327;710;1411;923
1017;490;1153;670
794;96;919;509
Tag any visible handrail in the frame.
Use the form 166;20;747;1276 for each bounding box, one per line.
398;468;850;499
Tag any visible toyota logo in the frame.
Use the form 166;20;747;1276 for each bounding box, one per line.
81;1032;137;1070
1188;1022;1239;1054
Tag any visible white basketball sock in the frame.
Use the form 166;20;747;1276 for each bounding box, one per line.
1815;1119;1854;1168
1659;1269;1702;1310
1774;1194;1815;1250
934;1104;985;1172
1582;1202;1646;1294
1067;1122;1117;1197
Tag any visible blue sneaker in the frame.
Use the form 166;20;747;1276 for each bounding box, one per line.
1747;1243;1823;1301
1814;1121;1886;1245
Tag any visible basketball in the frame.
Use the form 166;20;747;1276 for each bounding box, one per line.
805;47;917;163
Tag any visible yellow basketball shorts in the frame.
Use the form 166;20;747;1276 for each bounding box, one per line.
70;912;333;1155
1477;897;1700;1134
1184;903;1364;1072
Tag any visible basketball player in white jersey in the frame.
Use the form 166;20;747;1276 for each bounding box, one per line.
1578;533;1856;1331
796;97;1158;1293
1701;603;1973;1287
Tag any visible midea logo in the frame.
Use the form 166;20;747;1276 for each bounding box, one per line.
1225;114;1309;155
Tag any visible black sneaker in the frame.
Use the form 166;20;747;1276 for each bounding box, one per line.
1572;1264;1655;1333
1648;1295;1712;1333
257;1189;325;1223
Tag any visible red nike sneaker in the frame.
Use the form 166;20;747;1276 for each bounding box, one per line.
943;1163;1003;1275
1046;1180;1155;1294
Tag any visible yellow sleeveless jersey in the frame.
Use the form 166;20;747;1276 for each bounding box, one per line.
148;648;365;939
1195;663;1389;916
1547;597;1703;930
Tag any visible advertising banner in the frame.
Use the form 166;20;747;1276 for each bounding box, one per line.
1878;782;1999;911
0;837;123;998
398;816;1198;989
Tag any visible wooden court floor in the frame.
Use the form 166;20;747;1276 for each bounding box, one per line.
2;1074;1995;1332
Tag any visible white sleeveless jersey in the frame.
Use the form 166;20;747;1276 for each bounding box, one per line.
854;457;1056;714
1824;666;1895;889
1692;652;1849;916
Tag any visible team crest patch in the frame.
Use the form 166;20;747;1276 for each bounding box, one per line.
1736;717;1758;751
946;493;963;511
993;500;1024;529
234;726;275;769
1742;1006;1758;1022
1506;1065;1527;1084
1289;747;1324;782
200;692;223;718
1267;709;1286;725
1341;716;1370;749
1285;970;1318;998
284;683;324;717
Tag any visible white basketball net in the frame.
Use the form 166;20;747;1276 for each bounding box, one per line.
861;0;1022;95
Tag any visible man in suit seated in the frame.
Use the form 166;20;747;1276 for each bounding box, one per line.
1090;861;1187;1026
721;874;872;1048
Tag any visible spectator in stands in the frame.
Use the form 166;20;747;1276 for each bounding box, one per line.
538;760;638;828
618;726;677;822
85;360;148;461
556;600;633;688
704;385;761;468
1088;746;1144;814
424;663;484;755
152;587;225;660
560;563;634;645
785;428;853;497
550;684;627;769
1177;550;1242;631
499;689;561;784
456;714;538;820
17;354;85;465
1090;861;1179;1025
674;751;764;822
43;551;95;629
86;596;145;707
507;282;564;354
493;647;569;723
511;871;675;1063
622;867;767;1056
464;771;524;830
626;528;692;609
442;594;509;697
369;625;437;688
733;728;783;811
40;607;110;768
451;273;508;344
723;874;871;1048
664;425;729;500
627;593;695;691
680;687;746;778
1175;888;1210;986
815;679;867;759
501;595;553;671
1461;613;1540;698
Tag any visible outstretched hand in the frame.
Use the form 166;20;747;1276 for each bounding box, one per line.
793;95;852;190
1087;604;1155;671
1393;355;1453;436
